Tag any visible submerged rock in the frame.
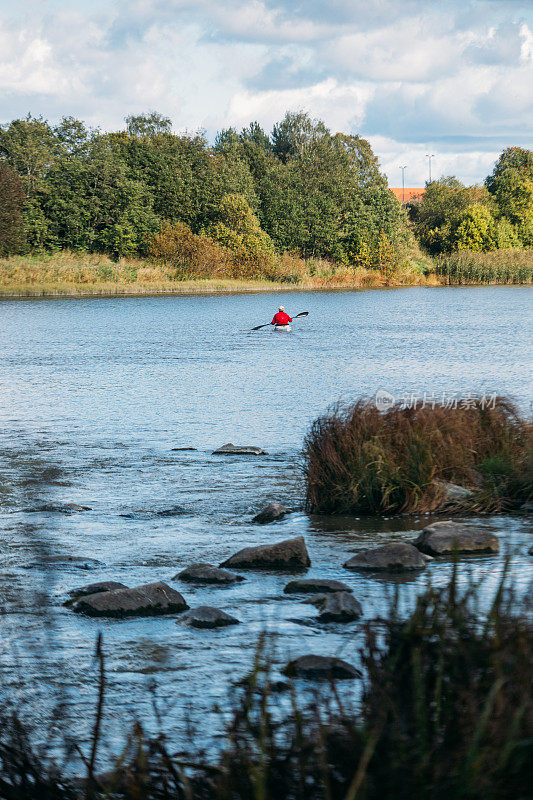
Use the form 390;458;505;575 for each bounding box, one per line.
177;606;240;629
414;521;499;555
313;592;363;622
282;655;360;680
284;578;353;594
119;505;186;519
174;563;245;584
212;443;267;455
23;502;91;514
156;505;187;517
171;447;198;451
252;502;289;523
72;581;189;617
23;555;104;570
220;536;310;571
528;545;533;556
344;543;428;572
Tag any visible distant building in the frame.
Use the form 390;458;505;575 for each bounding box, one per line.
389;187;426;203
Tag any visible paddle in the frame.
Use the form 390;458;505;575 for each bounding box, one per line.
251;311;309;331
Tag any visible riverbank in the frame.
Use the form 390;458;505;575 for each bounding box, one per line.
0;250;440;297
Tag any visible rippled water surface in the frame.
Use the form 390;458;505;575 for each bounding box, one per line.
0;287;531;754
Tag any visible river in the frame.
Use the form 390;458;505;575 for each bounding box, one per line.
0;286;531;757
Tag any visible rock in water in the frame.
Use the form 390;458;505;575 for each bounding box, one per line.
220;537;310;571
252;502;289;523
284;578;353;594
22;555;104;570
344;543;428;572
73;581;189;617
313;592;363;622
414;521;499;555
171;447;198;451
212;443;267;455
528;545;533;556
282;655;360;680
177;606;240;629
68;581;128;599
174;563;245;584
22;502;91;513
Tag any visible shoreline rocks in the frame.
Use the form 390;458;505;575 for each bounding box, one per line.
220;537;310;571
414;521;499;555
72;581;189;618
252;502;289;524
177;606;240;629
212;443;267;455
282;655;360;680
174;563;245;585
344;542;428;572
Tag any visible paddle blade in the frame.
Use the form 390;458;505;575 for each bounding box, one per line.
295;311;309;318
251;323;269;331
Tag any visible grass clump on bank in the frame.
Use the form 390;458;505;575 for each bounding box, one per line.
0;576;531;799
434;249;533;285
304;396;532;515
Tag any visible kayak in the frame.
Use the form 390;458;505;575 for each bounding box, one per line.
273;324;291;332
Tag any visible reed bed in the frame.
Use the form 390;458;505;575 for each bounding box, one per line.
0;251;436;296
0;574;531;799
304;396;532;515
435;249;533;285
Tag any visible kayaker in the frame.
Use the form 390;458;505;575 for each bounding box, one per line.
271;306;292;326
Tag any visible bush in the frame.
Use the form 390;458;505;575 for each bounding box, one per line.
304;396;532;514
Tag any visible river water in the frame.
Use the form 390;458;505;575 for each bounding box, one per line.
0;286;531;757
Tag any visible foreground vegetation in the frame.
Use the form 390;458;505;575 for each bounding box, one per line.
1;575;531;799
435;249;533;285
304;396;533;515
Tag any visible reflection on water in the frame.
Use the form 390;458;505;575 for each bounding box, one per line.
0;287;531;755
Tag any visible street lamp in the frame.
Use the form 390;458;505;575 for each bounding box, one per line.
399;165;407;203
425;154;435;183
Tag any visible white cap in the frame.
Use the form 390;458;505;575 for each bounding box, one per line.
279;305;284;311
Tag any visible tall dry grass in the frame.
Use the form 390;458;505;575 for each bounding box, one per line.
304;396;533;514
435;249;533;285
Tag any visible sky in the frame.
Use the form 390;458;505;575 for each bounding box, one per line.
0;0;532;186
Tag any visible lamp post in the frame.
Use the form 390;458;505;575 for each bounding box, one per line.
399;165;407;203
425;154;435;183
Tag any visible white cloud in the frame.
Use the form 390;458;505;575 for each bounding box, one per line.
0;0;531;184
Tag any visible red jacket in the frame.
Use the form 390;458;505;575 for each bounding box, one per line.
271;311;292;325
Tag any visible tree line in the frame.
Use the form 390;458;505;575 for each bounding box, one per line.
0;111;531;269
0;111;409;273
408;147;533;254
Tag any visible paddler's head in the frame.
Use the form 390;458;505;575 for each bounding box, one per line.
279;306;284;311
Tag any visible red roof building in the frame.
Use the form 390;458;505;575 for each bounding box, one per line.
389;187;426;203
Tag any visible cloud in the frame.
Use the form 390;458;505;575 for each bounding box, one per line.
0;0;531;185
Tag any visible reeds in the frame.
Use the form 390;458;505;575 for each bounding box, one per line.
435;249;533;285
304;396;533;514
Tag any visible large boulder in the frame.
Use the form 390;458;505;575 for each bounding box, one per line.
174;563;245;585
313;592;363;623
282;655;360;680
284;578;353;594
72;581;189;618
22;555;104;570
252;502;289;523
220;537;310;571
414;521;499;555
344;543;428;572
177;606;240;629
212;443;267;455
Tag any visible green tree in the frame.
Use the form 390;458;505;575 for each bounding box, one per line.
0;164;26;255
453;204;496;251
204;193;274;264
125;112;172;139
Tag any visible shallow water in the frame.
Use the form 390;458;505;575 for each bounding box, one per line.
0;287;531;756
